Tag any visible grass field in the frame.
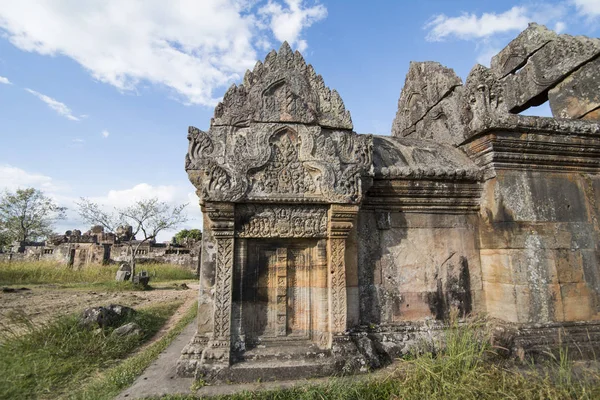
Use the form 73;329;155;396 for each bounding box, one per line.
0;261;196;286
0;301;183;400
69;302;198;400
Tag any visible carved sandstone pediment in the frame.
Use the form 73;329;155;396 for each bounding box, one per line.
212;42;352;130
186;124;373;204
186;43;372;205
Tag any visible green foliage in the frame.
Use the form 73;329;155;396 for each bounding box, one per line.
0;230;10;250
0;301;181;399
68;302;198;400
0;187;66;242
173;229;202;244
0;261;196;286
161;319;600;400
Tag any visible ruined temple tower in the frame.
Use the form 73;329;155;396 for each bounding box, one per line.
179;24;600;380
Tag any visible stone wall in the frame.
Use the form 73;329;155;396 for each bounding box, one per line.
0;235;201;270
179;23;600;381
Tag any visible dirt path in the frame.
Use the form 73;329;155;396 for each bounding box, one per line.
0;282;198;333
137;290;198;351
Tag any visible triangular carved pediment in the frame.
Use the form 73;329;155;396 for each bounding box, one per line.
212;42;352;130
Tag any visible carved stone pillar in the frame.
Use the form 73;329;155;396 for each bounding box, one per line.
327;204;359;341
201;202;235;366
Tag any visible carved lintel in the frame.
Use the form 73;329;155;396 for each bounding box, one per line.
235;204;328;238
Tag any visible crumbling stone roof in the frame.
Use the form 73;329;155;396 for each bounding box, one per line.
372;136;481;181
392;23;600;147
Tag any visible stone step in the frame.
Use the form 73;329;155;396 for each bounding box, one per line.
213;358;341;383
238;341;331;362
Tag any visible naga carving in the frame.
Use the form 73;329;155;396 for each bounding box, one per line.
186;124;372;204
185;42;372;205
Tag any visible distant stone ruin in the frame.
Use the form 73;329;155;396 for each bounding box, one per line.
0;225;201;271
178;23;600;381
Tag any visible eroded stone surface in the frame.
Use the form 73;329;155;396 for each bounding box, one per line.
390;62;467;145
549;57;600;120
491;23;557;78
503;33;600;112
212;42;352;130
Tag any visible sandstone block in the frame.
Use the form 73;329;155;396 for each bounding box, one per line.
549;57;600;120
503;33;600;112
491;23;557;78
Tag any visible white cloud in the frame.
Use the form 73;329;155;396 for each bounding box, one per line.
573;0;600;17
0;164;68;193
424;3;570;66
0;75;10;84
102;130;110;138
0;164;202;241
425;6;531;41
24;88;81;121
72;138;84;143
259;0;327;52
424;4;569;42
554;21;567;33
0;1;327;106
85;183;203;241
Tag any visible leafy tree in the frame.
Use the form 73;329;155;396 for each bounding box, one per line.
0;230;10;251
76;197;188;277
173;228;202;244
0;188;66;243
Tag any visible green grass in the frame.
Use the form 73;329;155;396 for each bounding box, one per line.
0;261;196;286
0;301;182;400
158;318;600;400
67;301;198;400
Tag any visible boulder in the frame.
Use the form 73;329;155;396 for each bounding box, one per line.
112;322;143;337
80;304;136;328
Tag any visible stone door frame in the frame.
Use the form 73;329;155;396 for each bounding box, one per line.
200;202;358;366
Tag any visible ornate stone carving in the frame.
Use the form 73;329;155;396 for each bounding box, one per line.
185;42;372;205
187;124;373;204
327;204;358;336
464;64;507;132
213;238;234;340
212;42;352;130
329;238;347;333
391;62;463;138
235;204;327;238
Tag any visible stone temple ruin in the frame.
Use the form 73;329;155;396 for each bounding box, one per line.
1;225;201;271
177;23;600;380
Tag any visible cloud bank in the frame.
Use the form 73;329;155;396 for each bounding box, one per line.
0;0;327;106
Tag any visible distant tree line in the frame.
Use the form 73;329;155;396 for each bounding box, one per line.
172;228;202;244
0;188;195;274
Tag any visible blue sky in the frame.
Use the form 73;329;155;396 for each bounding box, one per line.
1;0;599;240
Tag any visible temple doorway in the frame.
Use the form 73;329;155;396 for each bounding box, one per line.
239;239;325;348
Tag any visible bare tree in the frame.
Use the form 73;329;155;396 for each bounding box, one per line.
76;197;188;277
